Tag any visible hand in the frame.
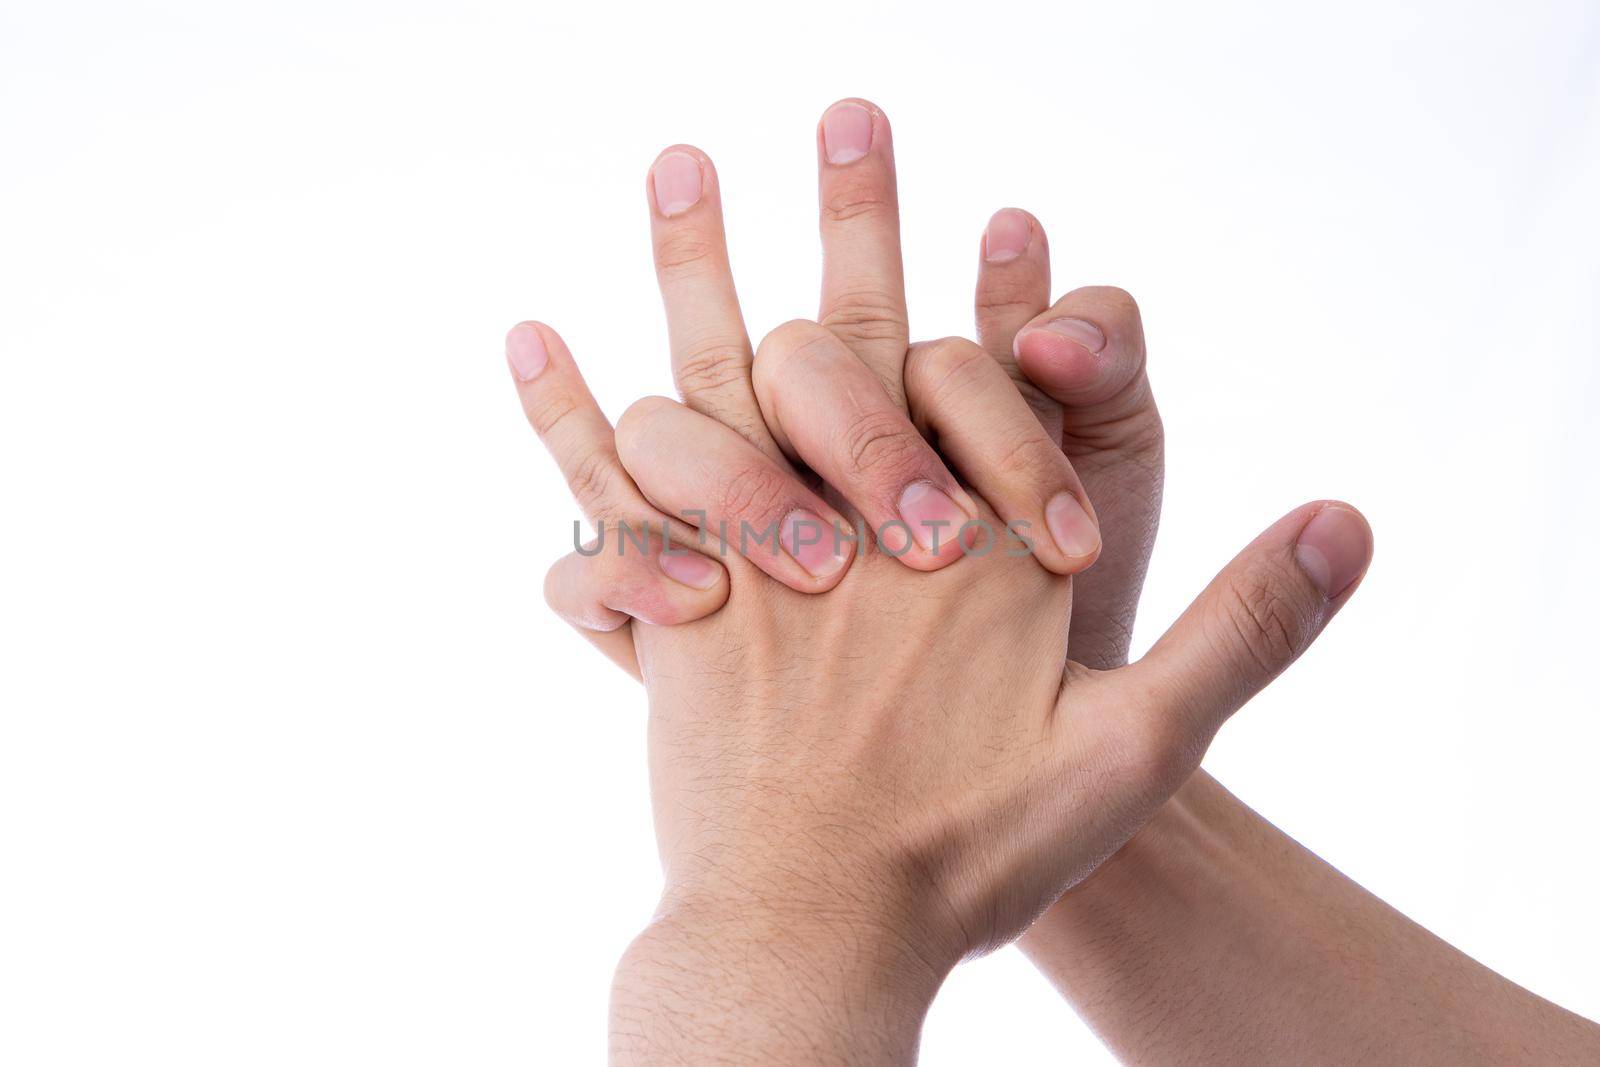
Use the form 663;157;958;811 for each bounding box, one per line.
508;102;1376;1063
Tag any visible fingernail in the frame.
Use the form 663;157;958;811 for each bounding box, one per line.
821;102;873;165
898;482;969;552
1025;317;1106;355
780;509;848;578
650;151;703;218
1045;492;1100;559
658;549;722;590
1293;506;1372;598
983;209;1032;264
506;324;549;382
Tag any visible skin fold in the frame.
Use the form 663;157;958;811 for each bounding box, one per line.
507;100;1597;1064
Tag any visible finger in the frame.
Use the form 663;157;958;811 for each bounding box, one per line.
1013;287;1164;671
543;539;731;680
816;98;910;408
903;337;1099;575
753;320;979;571
615;396;854;590
509;321;728;668
974;208;1055;432
1013;286;1154;434
646;147;782;460
506;321;655;526
1096;502;1373;779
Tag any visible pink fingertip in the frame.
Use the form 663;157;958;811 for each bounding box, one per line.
983;209;1032;264
506;324;550;382
821;102;873;165
650;151;704;218
897;482;970;554
780;509;849;579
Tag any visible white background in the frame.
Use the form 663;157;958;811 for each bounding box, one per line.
3;1;1598;1062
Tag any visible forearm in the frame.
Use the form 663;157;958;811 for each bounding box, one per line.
610;893;949;1065
1022;772;1600;1065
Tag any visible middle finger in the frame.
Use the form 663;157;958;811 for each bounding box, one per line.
816;98;911;409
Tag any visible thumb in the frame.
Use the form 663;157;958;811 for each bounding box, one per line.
1122;501;1374;754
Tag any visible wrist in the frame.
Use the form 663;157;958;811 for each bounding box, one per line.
611;887;951;1065
655;877;959;992
658;833;974;973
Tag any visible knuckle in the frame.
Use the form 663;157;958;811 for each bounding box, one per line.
912;336;990;393
541;557;568;613
1071;284;1141;320
1061;382;1164;456
716;464;790;523
976;289;1040;318
1215;563;1313;678
756;321;838;384
766;317;824;343
820;176;895;224
544;552;634;633
653;227;721;273
927;335;989;374
525;392;579;438
565;450;618;514
615;395;678;454
1112;402;1166;458
755;319;827;366
993;430;1063;481
542;555;591;619
840;409;923;477
821;289;907;344
674;340;751;398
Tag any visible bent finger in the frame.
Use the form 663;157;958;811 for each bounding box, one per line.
904;336;1100;575
614;396;854;590
1012;286;1154;436
543;540;729;680
753;320;979;571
